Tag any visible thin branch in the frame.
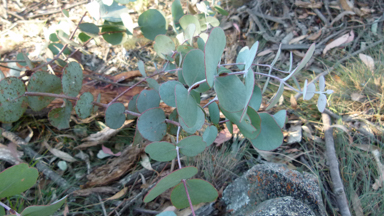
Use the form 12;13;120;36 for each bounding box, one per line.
322;113;351;216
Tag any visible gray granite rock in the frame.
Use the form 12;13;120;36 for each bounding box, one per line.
222;163;326;216
253;196;316;216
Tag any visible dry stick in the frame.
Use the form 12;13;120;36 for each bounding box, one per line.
294;38;384;100
322;113;351;216
26;0;89;19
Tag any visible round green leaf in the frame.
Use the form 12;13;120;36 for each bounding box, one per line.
146;78;160;93
179;107;205;134
20;196;67;216
203;125;218;147
171;0;184;28
182;49;210;93
273;110;287;129
178;136;206;157
105;103;126;129
75;92;94;119
167;108;179;135
221;107;258;139
159;80;183;107
136;89;160;113
144;166;198;203
145;142;176;162
197;37;205;51
138;60;146;77
171;179;218;209
137;108;167;141
177;70;186;85
214;5;229;16
179;15;201;36
48;43;72;55
317;93;327;113
0;77;28;123
226;120;233;134
184;23;195;45
48;99;72;130
101;21;126;45
138;9;166;41
0;69;5;80
214;75;246;113
27;71;62;111
79;23;99;37
175;85;198;128
249;85;262;111
250;113;284;151
127;94;139;119
208;102;220;124
205;27;226;87
0;164;38;199
62;62;83;97
49;33;59;42
154;35;175;60
240;68;255;122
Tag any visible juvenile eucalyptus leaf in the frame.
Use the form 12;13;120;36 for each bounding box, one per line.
208;102;220;124
137;89;160;113
48;43;71;55
48;99;72;130
214;75;246;113
62;62;83;97
154;35;175;59
146;78;160;93
0;164;38;198
75;92;94;119
317;93;327;113
167;109;179;135
236;42;259;71
205;27;226;87
0;77;28;123
319;75;325;92
179;107;205;134
200;16;220;31
27;71;62;111
221;108;258;139
93;93;101;114
250;113;283;151
190;90;201;104
175;85;198;128
79;23;99;37
273;110;287;129
240;68;255;122
144;166;198;203
145;142;176;162
137;108;167;141
171;179;218;209
182;49;210;93
179;15;201;36
133;127;144;145
284;43;316;81
127;94;139;120
184;23;196;45
139;9;166;40
101;21;127;45
20;196;67;216
178;135;206;157
159;81;183;107
226;120;233;134
0;69;4;80
138;60;146;77
197;37;205;51
177;70;187;85
304;83;316;100
266;82;284;110
248;85;262;112
78;33;91;42
202;125;218;147
214;5;229;16
105;103;126;129
302;79;308;100
262;44;281;94
171;0;184;29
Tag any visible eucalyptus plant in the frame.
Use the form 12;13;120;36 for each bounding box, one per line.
0;0;332;215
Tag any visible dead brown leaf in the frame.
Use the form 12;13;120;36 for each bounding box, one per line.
214;124;239;146
294;1;322;9
0;143;23;165
106;187;128;200
307;29;322;41
340;0;353;11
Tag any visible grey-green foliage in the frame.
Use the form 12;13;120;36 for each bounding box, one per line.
0;0;333;213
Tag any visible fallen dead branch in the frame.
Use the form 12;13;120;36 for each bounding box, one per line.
322;113;351;216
